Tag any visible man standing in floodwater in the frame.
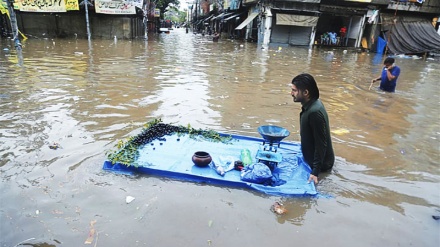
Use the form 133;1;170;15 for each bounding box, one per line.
371;57;401;92
291;73;335;184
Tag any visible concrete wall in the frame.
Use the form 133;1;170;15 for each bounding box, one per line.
16;12;145;39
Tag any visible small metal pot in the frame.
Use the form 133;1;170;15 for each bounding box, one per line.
192;151;212;167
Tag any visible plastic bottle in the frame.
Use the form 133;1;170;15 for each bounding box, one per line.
240;149;253;166
210;161;225;176
215;165;225;176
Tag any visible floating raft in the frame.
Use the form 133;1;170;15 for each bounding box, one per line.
103;132;317;197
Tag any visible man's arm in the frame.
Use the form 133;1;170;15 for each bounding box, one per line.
371;77;381;83
386;66;396;81
371;71;382;83
387;66;400;81
308;111;329;178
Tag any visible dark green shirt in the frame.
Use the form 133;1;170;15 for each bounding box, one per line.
300;99;335;176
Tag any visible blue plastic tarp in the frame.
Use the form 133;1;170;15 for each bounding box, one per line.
103;133;317;197
377;36;387;54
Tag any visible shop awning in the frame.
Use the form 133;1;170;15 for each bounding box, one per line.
204;14;214;22
276;14;319;27
212;13;224;20
235;12;259;30
196;19;205;25
223;12;244;22
213;12;233;20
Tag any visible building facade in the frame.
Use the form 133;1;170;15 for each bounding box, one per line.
0;0;152;39
194;0;440;53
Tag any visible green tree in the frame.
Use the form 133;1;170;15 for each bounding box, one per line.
164;6;187;23
156;0;180;19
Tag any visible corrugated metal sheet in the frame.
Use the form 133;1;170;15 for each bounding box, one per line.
288;26;312;45
271;24;312;46
271;25;291;43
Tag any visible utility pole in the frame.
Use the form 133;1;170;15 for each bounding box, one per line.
5;0;21;48
194;0;198;31
84;0;91;40
80;0;92;40
5;0;23;66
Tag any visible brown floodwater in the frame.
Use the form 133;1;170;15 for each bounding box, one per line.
1;29;439;247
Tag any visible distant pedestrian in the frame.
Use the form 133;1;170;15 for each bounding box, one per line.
371;57;401;92
291;73;335;184
339;26;347;45
339;26;346;37
213;32;220;42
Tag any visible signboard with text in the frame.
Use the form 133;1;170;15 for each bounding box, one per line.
0;3;7;14
7;0;84;11
126;0;142;8
19;0;67;12
66;0;78;10
95;0;136;14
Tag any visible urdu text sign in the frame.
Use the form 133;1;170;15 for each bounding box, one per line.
95;0;136;14
19;0;67;12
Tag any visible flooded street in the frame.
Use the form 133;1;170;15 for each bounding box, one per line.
1;29;439;246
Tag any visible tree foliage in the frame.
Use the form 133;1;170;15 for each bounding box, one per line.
164;6;187;23
156;0;180;18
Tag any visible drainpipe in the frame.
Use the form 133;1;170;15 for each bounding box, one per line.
262;6;272;46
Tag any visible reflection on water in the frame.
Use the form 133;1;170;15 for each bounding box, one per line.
1;30;439;246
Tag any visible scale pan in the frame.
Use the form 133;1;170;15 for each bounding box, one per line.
257;125;290;143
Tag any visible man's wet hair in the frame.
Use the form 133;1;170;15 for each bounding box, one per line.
291;73;320;100
384;57;395;65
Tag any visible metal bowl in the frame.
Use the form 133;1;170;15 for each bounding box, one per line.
257;125;290;143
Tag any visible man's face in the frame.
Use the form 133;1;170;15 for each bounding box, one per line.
384;63;393;69
291;84;305;103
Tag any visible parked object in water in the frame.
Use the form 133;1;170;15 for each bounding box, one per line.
159;28;170;34
213;32;220;42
